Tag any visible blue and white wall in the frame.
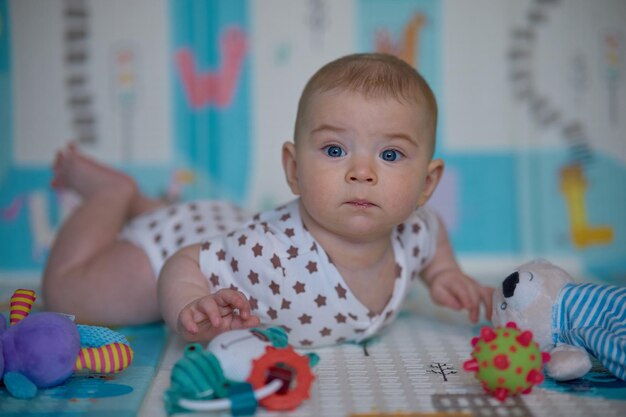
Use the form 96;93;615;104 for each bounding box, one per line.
0;0;625;285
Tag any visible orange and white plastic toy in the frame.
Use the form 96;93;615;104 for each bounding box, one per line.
164;327;317;415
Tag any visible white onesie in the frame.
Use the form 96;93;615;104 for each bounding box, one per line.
121;198;438;348
196;199;439;348
119;200;247;276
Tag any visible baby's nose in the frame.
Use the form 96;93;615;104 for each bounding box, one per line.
348;173;375;182
346;157;377;183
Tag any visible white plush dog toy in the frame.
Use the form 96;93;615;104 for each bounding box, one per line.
492;259;626;381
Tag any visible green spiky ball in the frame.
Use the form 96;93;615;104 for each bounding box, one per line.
463;322;550;401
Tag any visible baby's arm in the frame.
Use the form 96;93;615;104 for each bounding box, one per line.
420;216;493;323
157;244;260;341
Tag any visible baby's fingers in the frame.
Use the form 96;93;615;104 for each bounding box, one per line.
445;282;480;323
178;307;201;335
479;286;495;321
193;296;225;327
215;289;253;319
229;314;261;331
462;286;481;323
178;297;223;336
431;284;462;310
467;303;480;324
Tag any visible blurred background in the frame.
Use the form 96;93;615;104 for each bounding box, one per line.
0;0;624;287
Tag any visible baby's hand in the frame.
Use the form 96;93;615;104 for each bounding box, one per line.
427;269;494;323
177;289;260;341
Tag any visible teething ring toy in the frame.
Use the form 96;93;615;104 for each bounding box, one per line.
247;346;315;411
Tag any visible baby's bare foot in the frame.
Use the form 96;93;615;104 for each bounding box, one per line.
51;145;136;200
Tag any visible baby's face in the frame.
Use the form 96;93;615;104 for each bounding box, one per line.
286;89;440;241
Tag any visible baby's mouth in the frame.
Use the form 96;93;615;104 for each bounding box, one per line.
346;199;376;208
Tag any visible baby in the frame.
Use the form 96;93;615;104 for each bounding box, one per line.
43;53;492;347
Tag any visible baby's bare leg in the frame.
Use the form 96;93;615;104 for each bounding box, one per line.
43;146;163;325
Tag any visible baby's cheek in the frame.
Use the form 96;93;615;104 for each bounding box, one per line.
391;198;421;221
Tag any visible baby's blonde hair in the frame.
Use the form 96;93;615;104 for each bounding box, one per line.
294;53;438;155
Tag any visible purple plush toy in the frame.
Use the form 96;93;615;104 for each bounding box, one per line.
1;289;135;399
0;310;80;398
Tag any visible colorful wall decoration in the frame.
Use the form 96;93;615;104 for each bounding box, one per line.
0;0;624;285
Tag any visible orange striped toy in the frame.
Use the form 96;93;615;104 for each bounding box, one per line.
75;342;134;373
9;288;36;325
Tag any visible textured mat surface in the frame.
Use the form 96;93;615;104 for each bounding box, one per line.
3;282;624;417
143;312;626;417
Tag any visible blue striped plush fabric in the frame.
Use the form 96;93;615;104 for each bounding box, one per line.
553;283;626;380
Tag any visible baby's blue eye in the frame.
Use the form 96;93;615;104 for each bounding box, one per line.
324;145;345;158
380;149;401;161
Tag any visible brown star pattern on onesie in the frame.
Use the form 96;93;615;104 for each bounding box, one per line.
209;273;219;287
188;199;439;349
335;284;347;299
314;294;326;307
335;313;346;323
306;261;318;274
287;246;298;259
293;281;306;294
298;314;312;324
320;327;331;337
249;297;258;310
269;281;280;295
252;243;263;257
248;270;259;285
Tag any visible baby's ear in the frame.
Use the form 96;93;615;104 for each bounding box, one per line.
281;141;300;195
417;159;444;206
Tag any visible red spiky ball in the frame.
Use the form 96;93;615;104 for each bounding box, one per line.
463;322;551;402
